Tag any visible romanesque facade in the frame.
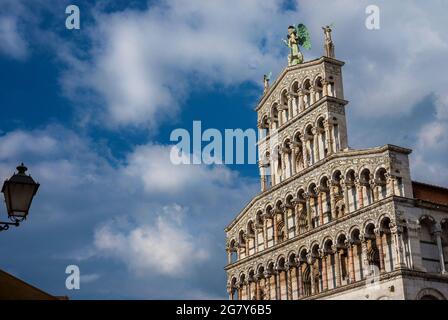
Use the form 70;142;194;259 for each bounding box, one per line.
224;34;448;300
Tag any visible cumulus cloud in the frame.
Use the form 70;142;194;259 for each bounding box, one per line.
123;144;235;194
94;204;208;277
62;0;288;129
0;125;257;297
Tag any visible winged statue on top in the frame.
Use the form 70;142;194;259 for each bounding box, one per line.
282;23;312;66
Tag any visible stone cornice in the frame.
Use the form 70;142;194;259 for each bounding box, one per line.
256;56;345;111
224;144;412;232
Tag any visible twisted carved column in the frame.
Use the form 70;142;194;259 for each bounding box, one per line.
263;271;271;300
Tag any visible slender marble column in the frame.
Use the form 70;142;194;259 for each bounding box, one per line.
356;181;364;208
347;240;356;283
317;190;324;226
434;229;447;274
296;262;303;297
331;246;341;287
321;253;328;291
375;228;385;272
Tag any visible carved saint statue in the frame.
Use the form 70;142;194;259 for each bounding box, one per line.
322;24;335;58
263;72;272;94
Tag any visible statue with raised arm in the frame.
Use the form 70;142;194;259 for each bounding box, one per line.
282;24;311;66
263;72;272;94
322;24;335;58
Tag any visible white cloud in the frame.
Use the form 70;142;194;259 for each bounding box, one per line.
93;204;209;277
63;0;286;129
123;144;235;194
0;15;28;60
0;125;257;291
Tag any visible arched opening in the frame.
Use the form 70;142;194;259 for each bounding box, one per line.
303;79;312;108
380;217;394;271
260;115;270;138
238;273;246;300
229;239;238;263
277;257;287;300
327;76;335;97
416;288;446;300
360;168;373;205
287;253;298;299
299;249;311;296
350;228;363;280
248;269;256;300
311;244;321;293
419;216;440;273
271;103;279;129
323;239;335;289
365;223;381;275
316;117;327;159
282;139;292;179
314;77;323;101
330;116;340;151
375;168;388;200
336;234;349;285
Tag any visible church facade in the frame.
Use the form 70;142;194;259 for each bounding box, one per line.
224;27;448;300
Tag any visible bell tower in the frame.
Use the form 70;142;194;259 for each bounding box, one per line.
257;28;348;192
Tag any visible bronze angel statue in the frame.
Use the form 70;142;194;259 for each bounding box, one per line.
283;24;312;66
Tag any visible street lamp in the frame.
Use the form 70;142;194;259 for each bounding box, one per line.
0;163;40;232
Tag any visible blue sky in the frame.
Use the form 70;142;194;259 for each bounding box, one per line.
0;0;447;299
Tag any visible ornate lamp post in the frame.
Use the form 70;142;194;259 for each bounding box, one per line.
0;163;40;232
